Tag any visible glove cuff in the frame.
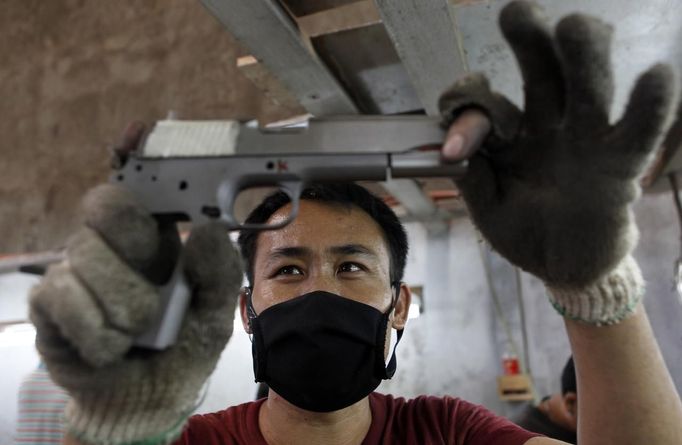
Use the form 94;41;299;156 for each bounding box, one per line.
65;377;202;445
546;255;644;326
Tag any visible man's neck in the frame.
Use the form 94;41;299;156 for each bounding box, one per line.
258;391;372;445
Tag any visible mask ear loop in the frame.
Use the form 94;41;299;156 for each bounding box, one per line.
379;281;404;379
389;281;401;313
244;286;257;341
244;286;268;381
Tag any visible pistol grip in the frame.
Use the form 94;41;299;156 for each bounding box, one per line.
133;255;190;350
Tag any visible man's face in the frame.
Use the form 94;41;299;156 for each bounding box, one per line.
241;200;409;331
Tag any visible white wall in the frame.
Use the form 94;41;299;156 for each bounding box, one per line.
378;220;572;416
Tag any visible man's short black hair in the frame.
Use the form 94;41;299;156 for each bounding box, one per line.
237;183;408;286
561;357;576;395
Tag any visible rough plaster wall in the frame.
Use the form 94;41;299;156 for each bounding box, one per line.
0;0;297;254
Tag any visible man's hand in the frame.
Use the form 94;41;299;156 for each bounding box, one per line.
29;184;243;444
439;1;676;324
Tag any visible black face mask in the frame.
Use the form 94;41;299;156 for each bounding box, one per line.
247;289;403;412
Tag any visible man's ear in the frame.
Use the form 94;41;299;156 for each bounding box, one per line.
563;391;578;418
391;283;412;330
562;391;578;432
238;289;252;334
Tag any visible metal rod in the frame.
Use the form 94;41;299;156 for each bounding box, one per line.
515;267;531;376
0;251;64;275
477;243;519;360
669;172;682;256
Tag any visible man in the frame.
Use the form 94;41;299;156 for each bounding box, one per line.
15;361;68;444
515;358;577;443
28;1;682;444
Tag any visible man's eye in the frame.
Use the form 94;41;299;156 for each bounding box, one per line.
338;262;363;273
276;265;303;276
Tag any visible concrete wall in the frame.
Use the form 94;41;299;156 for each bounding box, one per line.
377;219;572;416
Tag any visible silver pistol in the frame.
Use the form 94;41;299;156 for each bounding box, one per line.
111;115;467;349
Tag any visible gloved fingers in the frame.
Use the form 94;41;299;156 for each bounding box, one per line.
555;14;614;131
30;301;82;366
81;184;181;285
439;73;522;145
442;109;491;160
29;263;132;368
68;228;160;334
610;63;677;177
183;222;243;314
145;217;183;285
499;1;565;132
455;154;500;212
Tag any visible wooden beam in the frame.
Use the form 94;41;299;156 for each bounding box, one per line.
281;0;363;17
237;55;304;112
0;251;64;274
374;0;469;116
382;179;437;217
310;23;422;114
297;0;381;38
200;0;358;116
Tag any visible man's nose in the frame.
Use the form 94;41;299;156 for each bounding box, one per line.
300;271;343;296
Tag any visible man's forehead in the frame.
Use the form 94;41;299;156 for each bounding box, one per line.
255;200;390;259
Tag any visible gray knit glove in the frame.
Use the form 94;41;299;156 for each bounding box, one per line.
29;184;243;444
439;1;677;324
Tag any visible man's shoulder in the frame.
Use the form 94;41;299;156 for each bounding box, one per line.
368;393;540;445
512;403;576;443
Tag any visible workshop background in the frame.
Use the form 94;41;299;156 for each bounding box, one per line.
2;0;682;441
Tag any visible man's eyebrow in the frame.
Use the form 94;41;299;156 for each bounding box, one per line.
328;244;379;258
268;246;312;260
265;244;379;264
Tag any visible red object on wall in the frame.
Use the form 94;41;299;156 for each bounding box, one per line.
502;354;520;375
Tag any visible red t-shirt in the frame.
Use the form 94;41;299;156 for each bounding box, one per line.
178;392;540;444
